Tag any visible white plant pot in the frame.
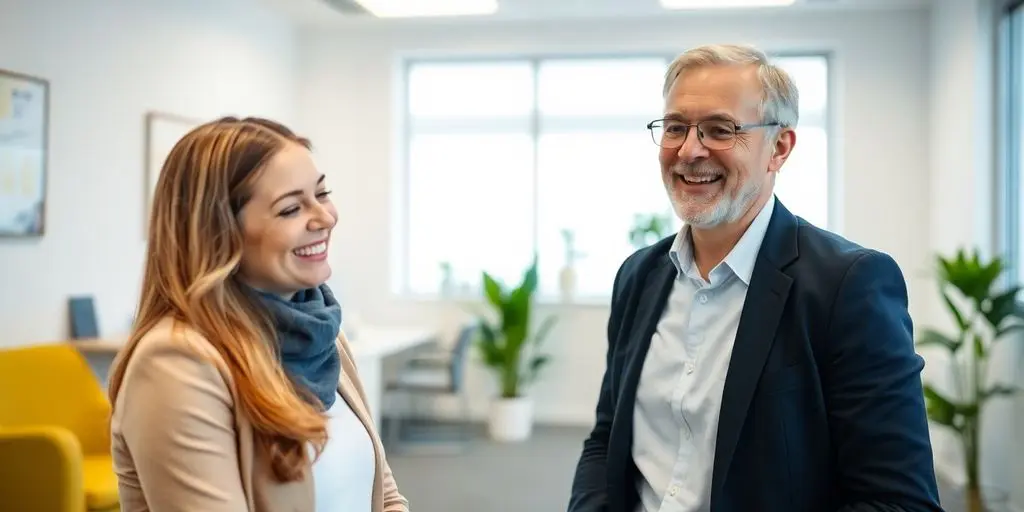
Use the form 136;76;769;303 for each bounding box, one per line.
558;266;577;302
488;396;534;442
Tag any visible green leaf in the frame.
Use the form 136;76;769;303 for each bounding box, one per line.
973;333;985;359
940;290;968;331
938;249;1002;304
916;328;959;352
526;355;551;383
533;315;558;348
981;385;1019;401
923;384;958;428
983;286;1022;331
475;321;504;367
482;272;504;308
516;256;539;296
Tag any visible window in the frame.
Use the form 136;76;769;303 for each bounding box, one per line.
771;56;831;232
399;54;832;301
1001;2;1024;287
534;58;670;299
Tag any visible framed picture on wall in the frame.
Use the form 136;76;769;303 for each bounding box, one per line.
0;68;49;237
143;111;201;235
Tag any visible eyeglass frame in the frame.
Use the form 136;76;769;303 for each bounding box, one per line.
646;117;782;150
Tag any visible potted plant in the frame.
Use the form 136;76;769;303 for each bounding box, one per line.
628;211;674;250
475;257;557;442
916;248;1022;512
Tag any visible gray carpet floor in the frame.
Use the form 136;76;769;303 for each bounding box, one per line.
386;424;973;512
387;424;586;512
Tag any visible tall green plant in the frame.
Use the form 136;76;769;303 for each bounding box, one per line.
917;249;1022;512
476;258;557;399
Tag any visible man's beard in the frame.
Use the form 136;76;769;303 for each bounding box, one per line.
673;167;762;229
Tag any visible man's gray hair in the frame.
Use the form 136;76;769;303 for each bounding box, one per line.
663;44;799;128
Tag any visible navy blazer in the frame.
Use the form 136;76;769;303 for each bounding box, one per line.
567;200;942;512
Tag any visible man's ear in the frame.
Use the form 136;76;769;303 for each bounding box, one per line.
768;128;796;173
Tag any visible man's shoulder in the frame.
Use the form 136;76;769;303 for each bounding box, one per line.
791;218;902;284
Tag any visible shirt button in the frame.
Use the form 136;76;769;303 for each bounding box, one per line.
669;485;679;496
699;294;708;304
686;363;695;374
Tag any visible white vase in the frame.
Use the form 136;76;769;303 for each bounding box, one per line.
440;276;455;297
558;265;577;302
488;396;534;442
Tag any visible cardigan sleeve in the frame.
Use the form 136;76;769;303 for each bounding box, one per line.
336;331;411;512
114;336;250;512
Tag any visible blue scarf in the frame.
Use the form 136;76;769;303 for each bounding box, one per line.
254;284;342;410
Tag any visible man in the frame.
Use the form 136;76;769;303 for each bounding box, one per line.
567;44;941;512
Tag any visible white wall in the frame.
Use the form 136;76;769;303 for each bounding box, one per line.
296;8;932;425
0;0;297;346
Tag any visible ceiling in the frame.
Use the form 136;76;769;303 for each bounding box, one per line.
256;0;931;27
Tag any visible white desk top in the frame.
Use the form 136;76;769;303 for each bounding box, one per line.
344;326;438;359
72;326;439;359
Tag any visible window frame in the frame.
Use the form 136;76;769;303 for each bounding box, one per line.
999;1;1024;289
394;51;836;301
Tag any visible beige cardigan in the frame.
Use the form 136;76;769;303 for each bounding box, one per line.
110;317;408;512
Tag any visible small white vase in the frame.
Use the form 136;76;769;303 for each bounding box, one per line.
488;396;534;442
440;276;455;297
558;265;577;302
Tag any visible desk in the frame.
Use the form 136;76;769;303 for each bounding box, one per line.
345;326;438;430
72;338;124;355
69;327;438;430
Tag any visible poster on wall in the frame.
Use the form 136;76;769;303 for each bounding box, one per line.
144;111;200;236
0;69;48;237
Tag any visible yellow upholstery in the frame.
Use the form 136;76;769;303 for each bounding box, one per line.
0;344;119;511
82;456;119;510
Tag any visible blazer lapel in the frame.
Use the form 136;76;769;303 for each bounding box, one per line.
710;201;799;506
608;255;676;510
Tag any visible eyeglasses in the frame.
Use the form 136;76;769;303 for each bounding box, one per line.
646;118;780;151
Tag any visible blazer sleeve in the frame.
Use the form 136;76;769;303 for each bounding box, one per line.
378;455;408;512
336;332;410;512
825;251;943;512
568;260;630;512
116;337;249;512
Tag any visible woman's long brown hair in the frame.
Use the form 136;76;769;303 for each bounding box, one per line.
108;116;327;482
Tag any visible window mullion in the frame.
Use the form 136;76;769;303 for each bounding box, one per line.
530;58;541;266
1010;9;1022;286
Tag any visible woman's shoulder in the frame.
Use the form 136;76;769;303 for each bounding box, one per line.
134;317;226;364
119;317;234;391
111;318;242;473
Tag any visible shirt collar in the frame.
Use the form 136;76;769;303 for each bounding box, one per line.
669;195;776;286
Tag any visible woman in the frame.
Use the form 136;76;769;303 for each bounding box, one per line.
108;116;408;512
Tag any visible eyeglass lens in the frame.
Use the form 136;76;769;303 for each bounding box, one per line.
650;120;737;150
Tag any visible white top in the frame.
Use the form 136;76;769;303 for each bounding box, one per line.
311;390;376;512
633;196;776;512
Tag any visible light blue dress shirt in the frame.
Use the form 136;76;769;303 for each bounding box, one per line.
633;196;775;512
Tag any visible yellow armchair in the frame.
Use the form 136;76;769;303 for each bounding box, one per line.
0;344;119;512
